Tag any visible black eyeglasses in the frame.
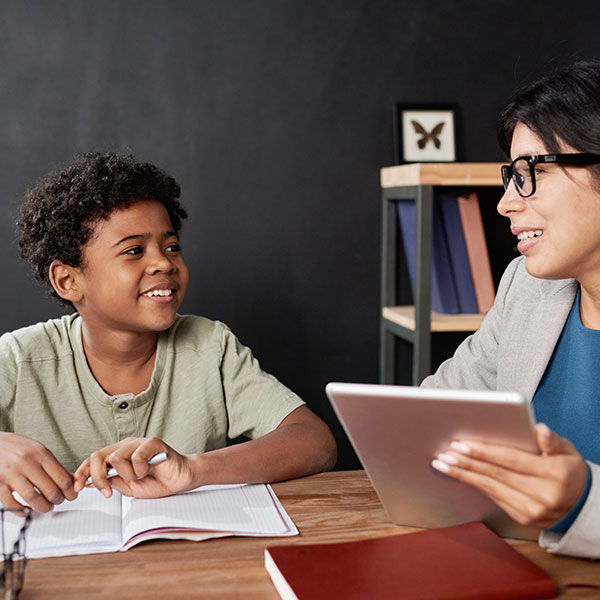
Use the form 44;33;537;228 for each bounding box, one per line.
501;153;600;198
1;508;31;600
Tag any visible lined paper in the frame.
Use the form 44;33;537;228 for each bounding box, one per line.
3;489;122;558
121;484;296;549
2;483;297;558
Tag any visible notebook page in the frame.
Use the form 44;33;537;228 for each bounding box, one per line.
3;488;122;558
242;484;297;534
121;483;297;546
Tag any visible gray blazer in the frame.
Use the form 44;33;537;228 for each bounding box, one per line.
422;256;600;558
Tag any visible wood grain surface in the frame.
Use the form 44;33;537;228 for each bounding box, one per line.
380;163;505;188
18;471;599;599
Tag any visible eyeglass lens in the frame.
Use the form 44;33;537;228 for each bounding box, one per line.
1;508;30;599
502;158;533;197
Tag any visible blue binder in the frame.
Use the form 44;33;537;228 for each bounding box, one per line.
439;192;478;314
397;198;460;314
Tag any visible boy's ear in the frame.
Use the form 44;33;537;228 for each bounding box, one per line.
48;260;84;303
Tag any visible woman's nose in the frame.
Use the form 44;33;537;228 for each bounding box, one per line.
497;181;527;217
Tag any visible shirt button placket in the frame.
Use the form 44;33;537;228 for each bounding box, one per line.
113;396;136;440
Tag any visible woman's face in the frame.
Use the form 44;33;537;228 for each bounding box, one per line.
497;122;600;287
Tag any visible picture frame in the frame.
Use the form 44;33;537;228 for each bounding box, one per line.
394;103;459;164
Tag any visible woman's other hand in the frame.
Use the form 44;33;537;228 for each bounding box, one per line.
431;423;589;528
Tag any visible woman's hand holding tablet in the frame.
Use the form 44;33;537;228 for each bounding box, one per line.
432;423;589;528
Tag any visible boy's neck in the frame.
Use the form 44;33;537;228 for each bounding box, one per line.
81;322;159;395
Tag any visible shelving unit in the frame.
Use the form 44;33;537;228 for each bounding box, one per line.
380;162;504;385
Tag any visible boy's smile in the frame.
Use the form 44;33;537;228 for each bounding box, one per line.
72;199;189;336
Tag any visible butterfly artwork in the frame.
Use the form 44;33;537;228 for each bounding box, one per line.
397;106;457;162
411;120;445;149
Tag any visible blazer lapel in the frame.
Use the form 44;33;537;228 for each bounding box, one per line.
498;280;578;400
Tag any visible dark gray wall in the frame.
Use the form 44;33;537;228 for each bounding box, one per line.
1;1;599;469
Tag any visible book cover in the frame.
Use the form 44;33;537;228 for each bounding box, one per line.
457;192;495;313
265;522;556;600
397;198;460;313
439;192;479;314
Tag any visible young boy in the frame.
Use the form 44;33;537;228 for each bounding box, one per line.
0;152;336;513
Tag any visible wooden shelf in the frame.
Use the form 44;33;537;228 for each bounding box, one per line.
379;162;502;384
380;162;505;188
382;306;485;332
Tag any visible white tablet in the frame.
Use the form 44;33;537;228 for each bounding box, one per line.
326;382;539;540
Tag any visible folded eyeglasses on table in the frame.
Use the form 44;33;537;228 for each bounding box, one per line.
1;508;31;600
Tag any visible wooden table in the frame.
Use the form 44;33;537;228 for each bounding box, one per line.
20;471;599;599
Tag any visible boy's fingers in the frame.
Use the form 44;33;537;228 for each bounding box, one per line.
17;445;78;501
106;478;136;496
106;451;138;481
76;439;174;498
88;451;115;497
40;460;77;501
73;457;92;491
0;434;77;511
0;483;29;512
11;460;74;508
9;476;55;514
130;440;170;478
30;474;66;506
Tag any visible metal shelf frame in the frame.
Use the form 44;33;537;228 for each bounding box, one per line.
380;184;433;385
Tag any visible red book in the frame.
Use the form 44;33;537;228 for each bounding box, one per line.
457;192;495;313
265;522;556;600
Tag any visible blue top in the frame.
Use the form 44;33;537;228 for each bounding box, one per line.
533;288;597;532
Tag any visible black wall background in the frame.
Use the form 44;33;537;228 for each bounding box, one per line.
0;0;598;469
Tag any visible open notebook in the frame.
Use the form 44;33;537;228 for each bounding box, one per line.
3;483;297;558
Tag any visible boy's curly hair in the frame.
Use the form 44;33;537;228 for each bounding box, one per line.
16;152;188;307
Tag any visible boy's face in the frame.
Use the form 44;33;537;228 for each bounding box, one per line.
73;199;189;334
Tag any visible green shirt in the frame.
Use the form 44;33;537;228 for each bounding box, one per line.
0;314;304;472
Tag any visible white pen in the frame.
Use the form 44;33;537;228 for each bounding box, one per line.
84;451;169;486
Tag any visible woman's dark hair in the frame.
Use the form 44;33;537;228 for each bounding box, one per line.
497;60;600;187
17;152;188;307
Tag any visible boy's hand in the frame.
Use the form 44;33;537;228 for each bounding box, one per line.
0;432;77;513
73;437;195;499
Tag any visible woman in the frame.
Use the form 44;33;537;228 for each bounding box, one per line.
424;59;600;558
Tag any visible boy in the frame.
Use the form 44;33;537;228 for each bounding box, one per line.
0;152;336;512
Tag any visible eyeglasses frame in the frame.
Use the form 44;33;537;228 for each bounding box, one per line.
501;153;600;198
1;507;31;600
